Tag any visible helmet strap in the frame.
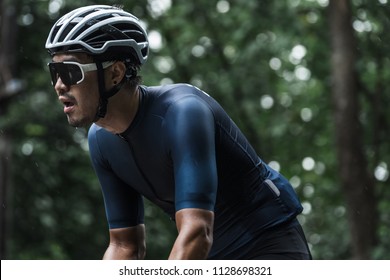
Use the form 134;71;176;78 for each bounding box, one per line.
93;59;125;121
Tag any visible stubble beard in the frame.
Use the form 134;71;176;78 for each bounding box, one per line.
66;112;95;128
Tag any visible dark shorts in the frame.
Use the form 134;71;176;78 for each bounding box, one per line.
249;220;312;260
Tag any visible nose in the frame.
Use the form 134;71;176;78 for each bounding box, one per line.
54;77;69;94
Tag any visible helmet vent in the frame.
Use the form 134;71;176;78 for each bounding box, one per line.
58;23;77;42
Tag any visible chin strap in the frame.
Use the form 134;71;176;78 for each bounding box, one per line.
93;59;127;121
93;58;138;121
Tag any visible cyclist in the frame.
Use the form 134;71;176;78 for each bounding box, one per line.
45;5;312;259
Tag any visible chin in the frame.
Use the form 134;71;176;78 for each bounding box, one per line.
67;115;93;128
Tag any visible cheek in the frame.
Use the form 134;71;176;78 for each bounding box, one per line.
83;86;100;107
82;73;100;98
77;79;100;108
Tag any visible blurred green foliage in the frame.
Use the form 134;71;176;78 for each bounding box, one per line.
1;0;389;259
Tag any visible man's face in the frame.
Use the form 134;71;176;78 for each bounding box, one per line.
50;53;100;127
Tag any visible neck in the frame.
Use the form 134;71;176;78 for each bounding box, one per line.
96;86;140;134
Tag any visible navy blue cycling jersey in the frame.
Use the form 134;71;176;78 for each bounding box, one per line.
88;83;304;259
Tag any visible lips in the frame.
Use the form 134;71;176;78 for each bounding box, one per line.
64;102;75;114
59;96;77;114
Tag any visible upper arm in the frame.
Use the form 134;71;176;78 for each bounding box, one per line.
165;96;218;212
88;125;144;228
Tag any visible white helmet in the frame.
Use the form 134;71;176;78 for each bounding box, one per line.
45;5;148;65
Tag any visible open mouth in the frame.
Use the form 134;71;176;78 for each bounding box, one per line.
59;95;77;114
62;100;76;114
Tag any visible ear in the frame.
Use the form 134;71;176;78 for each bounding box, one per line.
106;61;126;87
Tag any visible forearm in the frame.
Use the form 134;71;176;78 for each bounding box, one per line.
103;243;145;260
168;208;214;260
103;225;146;260
168;231;212;259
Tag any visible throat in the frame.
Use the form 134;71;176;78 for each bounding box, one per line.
96;87;141;134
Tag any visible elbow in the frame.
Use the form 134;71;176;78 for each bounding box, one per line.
128;241;146;260
137;242;146;259
173;208;215;259
203;238;213;257
105;225;146;260
205;232;213;255
195;224;214;257
203;226;213;253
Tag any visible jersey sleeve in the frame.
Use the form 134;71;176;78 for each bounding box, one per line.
164;95;218;212
88;125;144;229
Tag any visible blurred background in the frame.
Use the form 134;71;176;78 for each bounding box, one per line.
0;0;389;260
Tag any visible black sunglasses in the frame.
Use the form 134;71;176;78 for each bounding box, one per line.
47;61;115;87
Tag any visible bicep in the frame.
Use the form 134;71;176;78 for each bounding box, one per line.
166;97;218;212
97;167;144;229
89;130;144;228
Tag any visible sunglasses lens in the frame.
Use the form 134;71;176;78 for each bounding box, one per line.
65;64;83;85
48;64;59;86
48;63;83;87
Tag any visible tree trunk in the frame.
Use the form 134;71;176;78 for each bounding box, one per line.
0;0;20;259
328;0;378;259
0;135;11;259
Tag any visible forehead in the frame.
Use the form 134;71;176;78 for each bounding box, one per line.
52;52;93;63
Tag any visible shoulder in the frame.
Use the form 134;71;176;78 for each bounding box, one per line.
144;83;209;103
154;84;213;111
162;87;216;143
88;123;112;142
145;83;200;94
141;83;214;121
88;124;122;153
